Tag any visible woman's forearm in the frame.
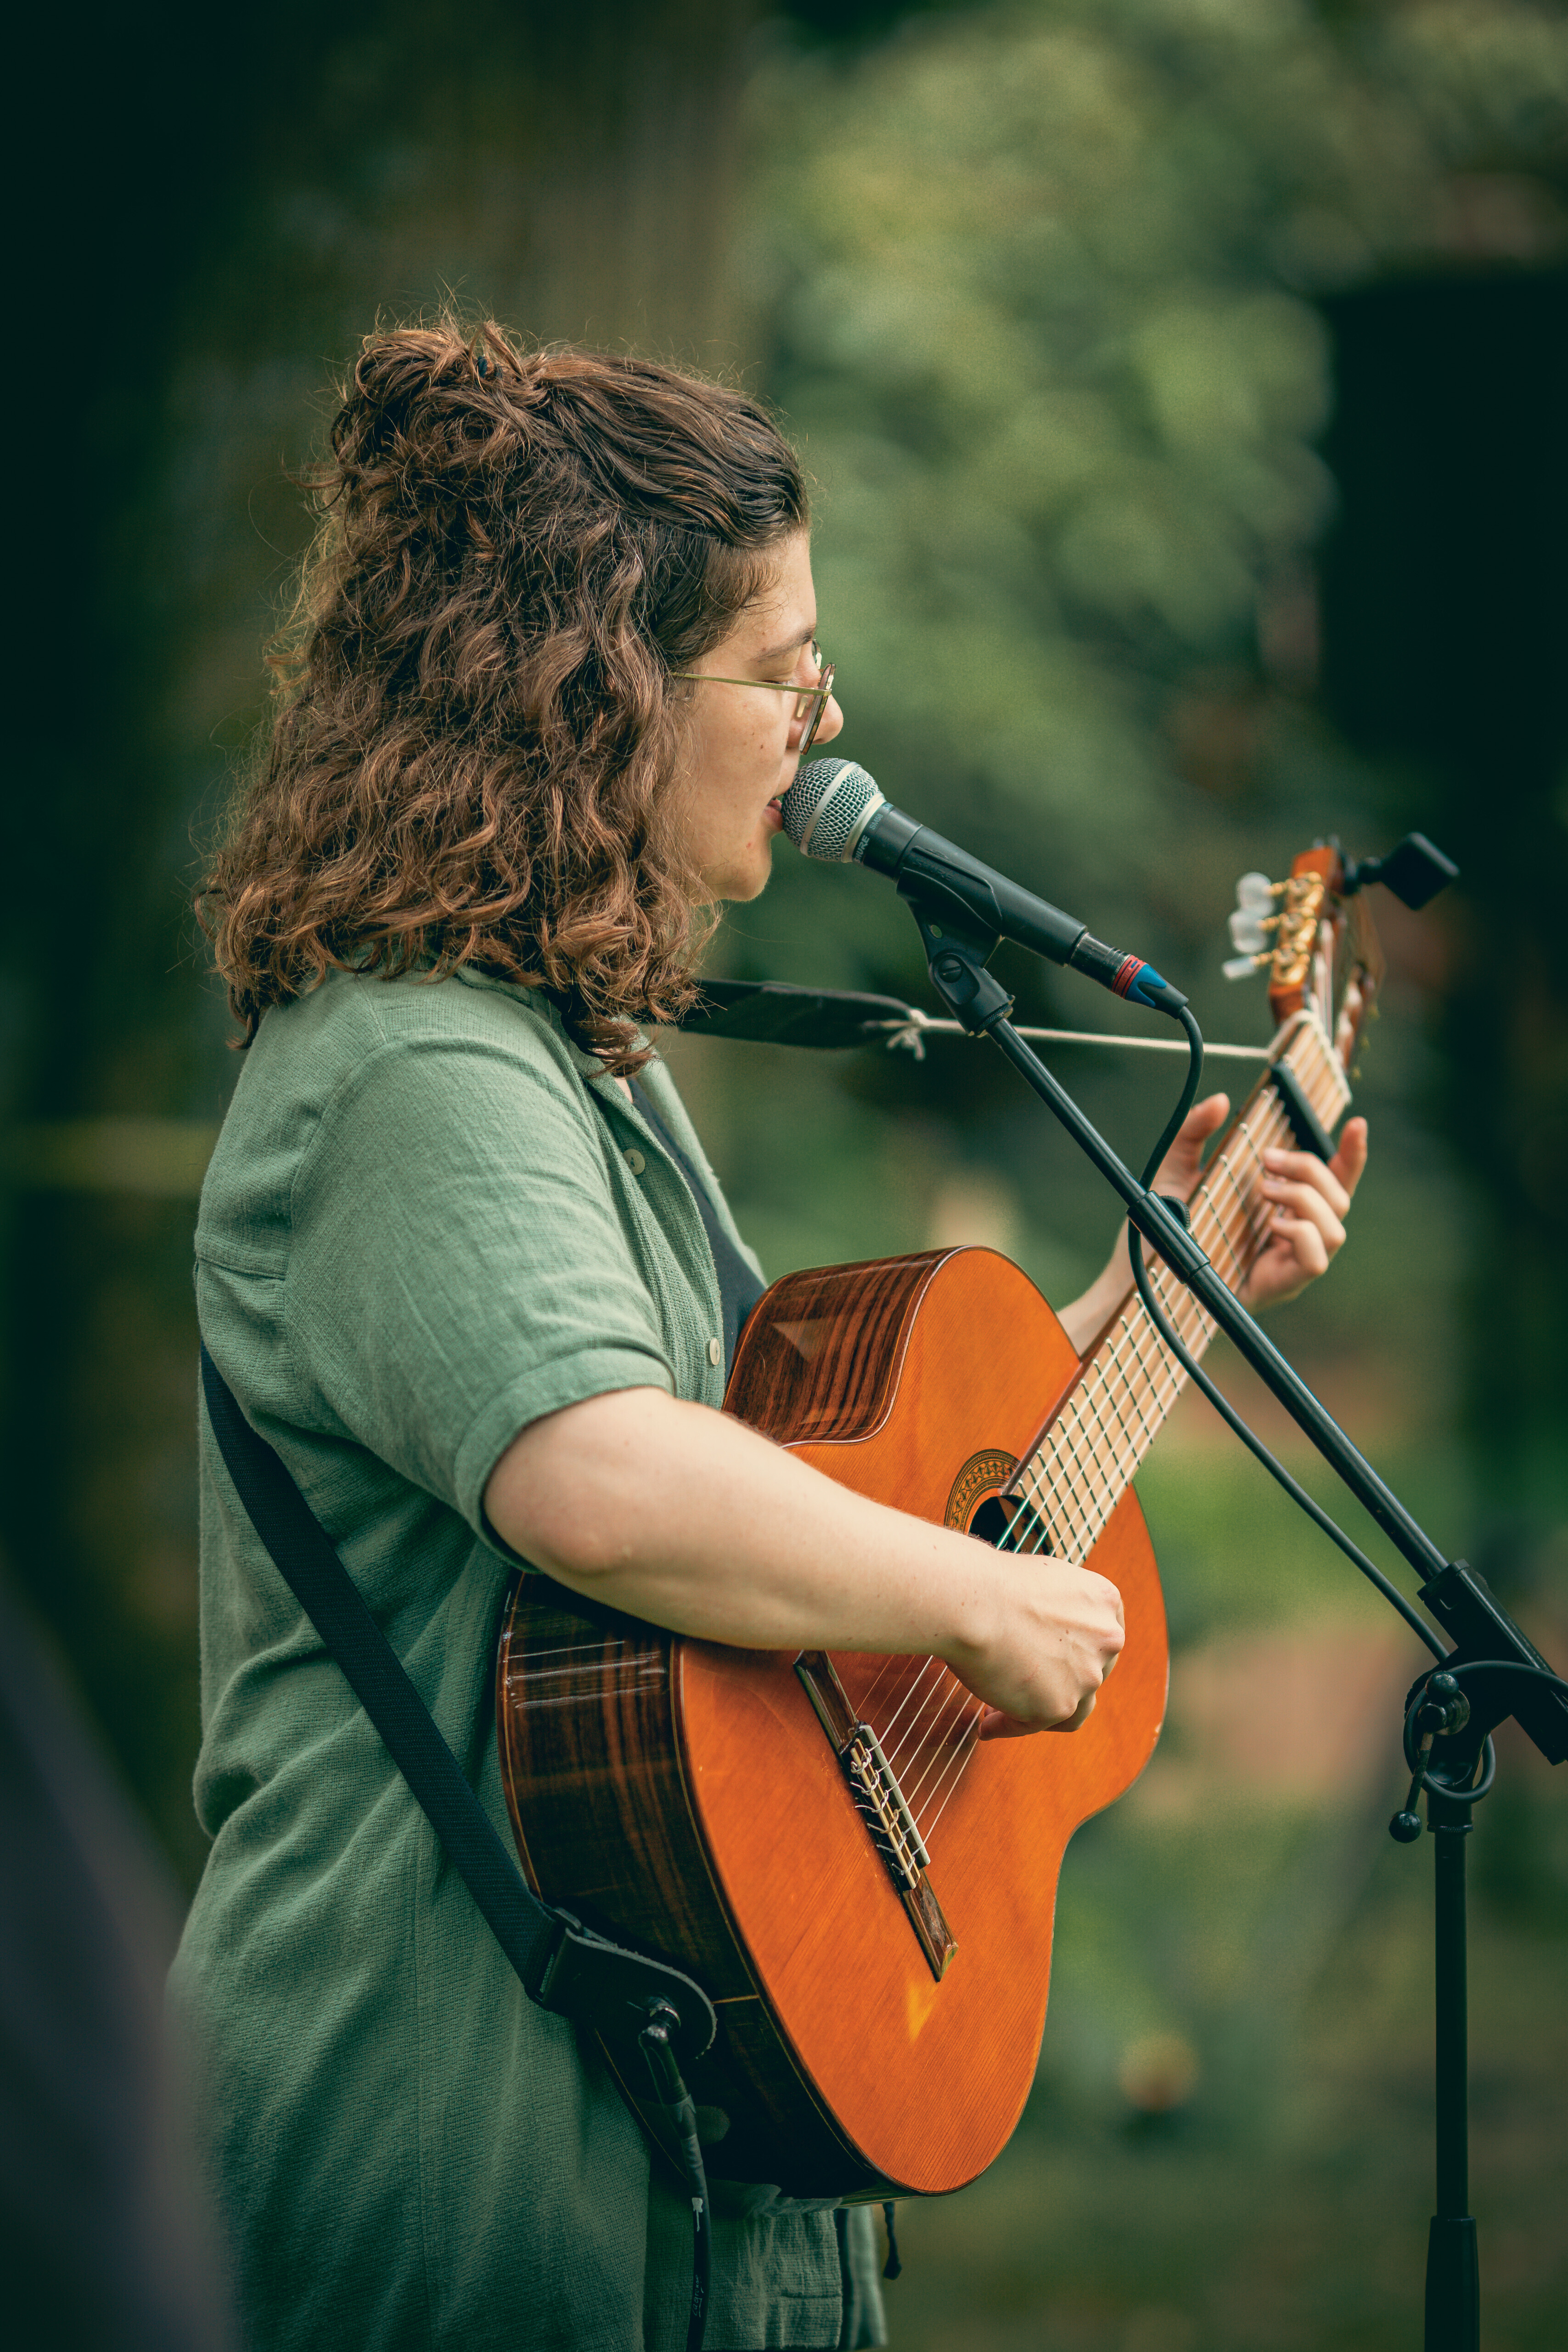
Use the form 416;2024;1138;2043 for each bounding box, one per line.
483;1385;1124;1730
1056;1242;1135;1356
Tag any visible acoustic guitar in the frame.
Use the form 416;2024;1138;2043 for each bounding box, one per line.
495;842;1381;2200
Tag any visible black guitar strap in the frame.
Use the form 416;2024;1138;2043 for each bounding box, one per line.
197;1341;715;2351
669;978;918;1050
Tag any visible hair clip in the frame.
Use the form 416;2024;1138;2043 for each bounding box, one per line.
473;338;493;381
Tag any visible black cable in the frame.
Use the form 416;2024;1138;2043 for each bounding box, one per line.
1137;1001;1207;1188
1400;1716;1500;1806
1430;1660;1568;1701
1127;1225;1446;1659
640;2009;711;2352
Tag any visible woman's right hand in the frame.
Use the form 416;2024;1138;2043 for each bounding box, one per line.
947;1549;1125;1739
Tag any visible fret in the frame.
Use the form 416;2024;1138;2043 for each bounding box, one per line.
1040;1426;1096;1561
1006;1013;1344;1555
1099;1347;1143;1460
1015;1453;1079;1561
1082;1362;1141;1496
1062;1387;1120;1540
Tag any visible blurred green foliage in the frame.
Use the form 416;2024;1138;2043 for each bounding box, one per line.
741;0;1566;948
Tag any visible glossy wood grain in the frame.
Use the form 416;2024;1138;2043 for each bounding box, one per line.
497;1245;1169;2198
496;1582;880;2191
725;1249;946;1448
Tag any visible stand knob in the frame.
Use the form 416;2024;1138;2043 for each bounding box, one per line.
1389;1808;1424;1844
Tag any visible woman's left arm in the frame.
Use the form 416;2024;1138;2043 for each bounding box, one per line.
1056;1095;1370;1356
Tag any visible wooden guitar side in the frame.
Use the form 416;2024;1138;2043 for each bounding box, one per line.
496;1245;1169;2198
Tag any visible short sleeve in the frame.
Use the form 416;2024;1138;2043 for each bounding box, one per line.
282;1033;674;1533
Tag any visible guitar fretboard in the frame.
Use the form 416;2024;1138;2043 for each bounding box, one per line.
851;1013;1352;1857
1006;1013;1351;1563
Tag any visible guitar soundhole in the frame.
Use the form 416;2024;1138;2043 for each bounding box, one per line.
968;1493;1015;1547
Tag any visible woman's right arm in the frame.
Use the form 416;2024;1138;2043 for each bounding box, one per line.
483;1387;1124;1736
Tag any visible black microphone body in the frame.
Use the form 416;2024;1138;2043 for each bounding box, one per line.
781;759;1186;1016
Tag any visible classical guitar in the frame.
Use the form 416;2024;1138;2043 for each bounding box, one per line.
495;842;1382;2200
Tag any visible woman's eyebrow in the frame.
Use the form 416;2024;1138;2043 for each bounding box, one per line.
752;621;816;667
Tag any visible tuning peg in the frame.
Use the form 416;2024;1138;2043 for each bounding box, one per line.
1222;951;1268;982
1235;871;1276;913
1228;907;1273;955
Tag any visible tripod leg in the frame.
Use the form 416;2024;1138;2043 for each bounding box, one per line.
1424;1795;1479;2352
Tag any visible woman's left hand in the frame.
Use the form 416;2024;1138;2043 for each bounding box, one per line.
1055;1095;1369;1353
1152;1093;1368;1311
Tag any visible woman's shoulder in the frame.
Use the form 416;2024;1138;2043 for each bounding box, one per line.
274;961;571;1058
243;965;588;1109
197;969;591;1269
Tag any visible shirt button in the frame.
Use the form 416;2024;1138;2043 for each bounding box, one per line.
624;1148;646;1175
707;1338;723;1367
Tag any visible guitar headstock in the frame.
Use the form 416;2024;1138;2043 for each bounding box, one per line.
1223;832;1457;1080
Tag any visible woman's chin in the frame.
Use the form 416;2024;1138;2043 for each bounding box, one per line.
698;840;776;904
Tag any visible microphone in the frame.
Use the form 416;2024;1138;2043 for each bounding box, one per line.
779;758;1187;1015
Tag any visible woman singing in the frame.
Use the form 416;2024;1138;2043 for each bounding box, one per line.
176;318;1364;2350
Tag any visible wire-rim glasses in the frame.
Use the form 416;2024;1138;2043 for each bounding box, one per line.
670;644;837;759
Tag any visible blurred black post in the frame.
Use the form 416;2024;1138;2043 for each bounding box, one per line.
1320;269;1568;1539
1425;1790;1479;2352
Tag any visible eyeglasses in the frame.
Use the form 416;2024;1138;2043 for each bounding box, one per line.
670;643;837;760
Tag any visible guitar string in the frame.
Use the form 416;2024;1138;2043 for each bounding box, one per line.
913;1691;990;1829
917;1713;987;1844
851;1653;906;1724
862;1641;978;1763
901;1686;985;1816
885;1664;969;1765
908;1718;987;1844
882;1657;984;1780
890;1683;977;1805
899;1689;974;1801
874;1656;953;1754
879;1661;958;1773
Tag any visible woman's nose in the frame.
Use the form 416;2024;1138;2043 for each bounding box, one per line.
814;690;844;748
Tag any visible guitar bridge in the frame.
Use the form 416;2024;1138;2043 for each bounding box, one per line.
843;1720;929;1888
796;1652;957;1981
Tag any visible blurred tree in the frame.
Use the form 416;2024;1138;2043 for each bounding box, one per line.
4;0;768;1879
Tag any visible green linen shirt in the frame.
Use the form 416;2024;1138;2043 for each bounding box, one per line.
169;965;886;2351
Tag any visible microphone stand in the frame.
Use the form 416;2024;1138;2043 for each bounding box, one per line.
897;882;1568;2352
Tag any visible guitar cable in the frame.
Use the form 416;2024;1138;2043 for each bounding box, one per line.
1125;1014;1447;1664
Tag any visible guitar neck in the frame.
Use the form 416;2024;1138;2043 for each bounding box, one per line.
1007;1012;1352;1563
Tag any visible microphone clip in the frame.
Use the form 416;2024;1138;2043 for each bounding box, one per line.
901;885;1014;1033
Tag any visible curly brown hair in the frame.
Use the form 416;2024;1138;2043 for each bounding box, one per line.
201;316;809;1069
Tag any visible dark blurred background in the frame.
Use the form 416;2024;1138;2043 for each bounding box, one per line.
5;3;1566;2344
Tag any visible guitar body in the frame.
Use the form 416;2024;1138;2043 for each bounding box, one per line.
496;1244;1169;2199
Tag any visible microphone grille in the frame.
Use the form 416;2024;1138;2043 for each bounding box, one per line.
780;758;885;863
